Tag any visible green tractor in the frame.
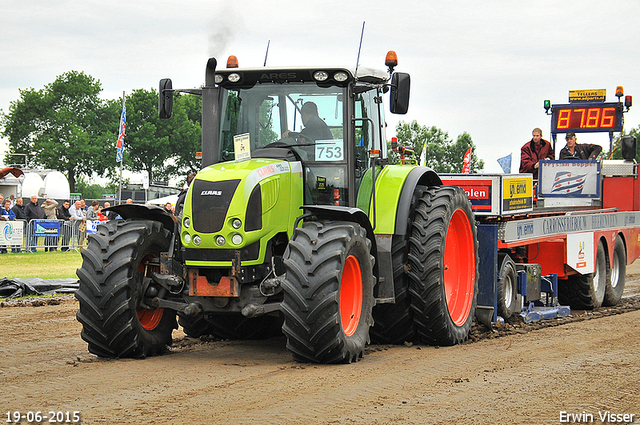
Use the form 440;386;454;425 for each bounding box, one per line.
75;53;478;363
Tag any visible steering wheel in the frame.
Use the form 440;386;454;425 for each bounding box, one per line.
280;131;315;145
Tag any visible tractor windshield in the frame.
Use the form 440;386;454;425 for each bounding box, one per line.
217;82;383;207
219;84;344;163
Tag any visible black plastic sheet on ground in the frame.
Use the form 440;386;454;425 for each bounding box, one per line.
0;277;79;298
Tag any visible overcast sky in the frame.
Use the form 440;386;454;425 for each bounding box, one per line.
1;0;639;176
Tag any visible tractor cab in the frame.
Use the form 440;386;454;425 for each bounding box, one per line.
160;54;410;210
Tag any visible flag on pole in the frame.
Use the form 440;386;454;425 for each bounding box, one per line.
497;153;512;174
116;103;126;162
419;141;427;166
461;147;472;173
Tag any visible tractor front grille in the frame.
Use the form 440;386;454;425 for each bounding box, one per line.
191;179;240;233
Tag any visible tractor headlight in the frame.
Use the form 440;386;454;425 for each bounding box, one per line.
184;234;191;245
193;235;202;246
313;71;329;81
216;235;226;246
232;234;243;245
184;217;191;228
232;218;242;229
334;72;348;82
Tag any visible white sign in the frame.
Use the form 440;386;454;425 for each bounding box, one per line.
566;232;594;274
539;160;600;198
142;172;149;190
315;139;344;161
234;133;251;162
86;220;99;234
1;221;24;244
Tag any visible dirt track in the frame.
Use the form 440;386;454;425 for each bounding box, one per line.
2;266;640;424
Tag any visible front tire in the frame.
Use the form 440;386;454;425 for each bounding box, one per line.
407;186;478;346
281;221;375;363
75;220;177;358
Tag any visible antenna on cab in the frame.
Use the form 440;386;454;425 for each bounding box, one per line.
354;21;365;80
264;40;270;67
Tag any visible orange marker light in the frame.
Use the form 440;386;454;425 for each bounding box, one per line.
616;86;624;98
385;51;398;68
196;152;203;159
227;55;239;68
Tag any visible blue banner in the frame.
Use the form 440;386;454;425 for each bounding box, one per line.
33;220;61;237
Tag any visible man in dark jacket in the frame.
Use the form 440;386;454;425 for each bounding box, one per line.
11;197;27;220
24;195;44;252
559;132;602;160
520;128;555;179
57;200;72;251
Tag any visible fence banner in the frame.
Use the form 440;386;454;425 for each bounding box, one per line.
1;220;24;244
33;220;61;237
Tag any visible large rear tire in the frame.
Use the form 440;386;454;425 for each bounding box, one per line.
407;186;478;346
369;235;416;344
282;220;375;363
75;220;177;358
603;237;626;306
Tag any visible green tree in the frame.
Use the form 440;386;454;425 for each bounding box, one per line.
74;176;116;200
165;93;202;178
609;126;640;161
1;71;114;191
120;88;202;183
392;120;484;173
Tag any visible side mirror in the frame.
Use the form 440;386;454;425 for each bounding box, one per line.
389;72;410;115
621;135;637;160
158;78;173;119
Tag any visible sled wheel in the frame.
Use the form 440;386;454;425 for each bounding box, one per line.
559;239;606;310
603;237;626;306
408;186;478;345
282;220;375;363
496;253;518;319
75;220;177;358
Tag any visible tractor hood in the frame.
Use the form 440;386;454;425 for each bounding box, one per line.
181;158;305;265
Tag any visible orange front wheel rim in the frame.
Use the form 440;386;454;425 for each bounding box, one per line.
340;255;363;336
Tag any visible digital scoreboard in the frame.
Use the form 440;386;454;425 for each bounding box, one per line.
550;103;624;133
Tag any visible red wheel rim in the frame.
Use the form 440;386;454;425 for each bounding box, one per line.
138;308;164;330
340;255;363;336
137;253;164;331
443;209;475;326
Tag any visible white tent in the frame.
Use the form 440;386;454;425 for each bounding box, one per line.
146;194;179;206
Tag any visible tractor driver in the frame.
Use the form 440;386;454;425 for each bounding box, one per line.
284;102;333;141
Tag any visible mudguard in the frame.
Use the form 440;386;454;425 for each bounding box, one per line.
358;165;441;236
104;204;177;233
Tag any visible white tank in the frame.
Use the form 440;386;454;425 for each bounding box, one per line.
21;173;45;198
43;171;71;199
